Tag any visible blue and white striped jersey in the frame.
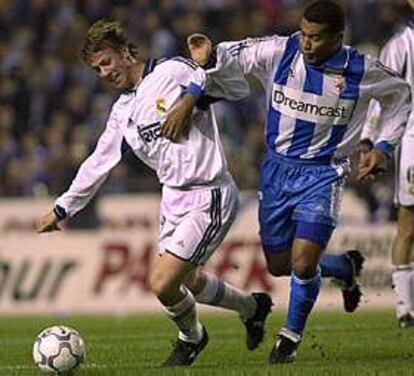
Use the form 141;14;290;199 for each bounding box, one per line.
363;17;414;141
218;32;411;162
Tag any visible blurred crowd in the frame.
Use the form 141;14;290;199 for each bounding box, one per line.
0;0;412;223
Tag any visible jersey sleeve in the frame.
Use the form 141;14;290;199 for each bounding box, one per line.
203;44;250;101
379;34;408;76
362;55;411;157
361;100;381;141
218;35;288;80
165;58;207;101
55;107;124;217
362;36;409;144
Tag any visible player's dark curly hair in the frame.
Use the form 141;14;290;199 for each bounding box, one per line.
303;1;345;34
81;19;139;63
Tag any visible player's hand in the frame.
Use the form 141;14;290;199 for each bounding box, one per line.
187;33;213;66
36;210;61;233
162;94;196;142
357;148;387;181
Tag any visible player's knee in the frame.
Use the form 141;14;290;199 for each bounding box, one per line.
265;251;291;276
292;257;318;279
149;273;163;296
183;270;200;292
149;272;175;298
267;262;290;276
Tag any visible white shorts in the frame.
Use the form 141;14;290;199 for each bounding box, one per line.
159;179;239;265
395;134;414;206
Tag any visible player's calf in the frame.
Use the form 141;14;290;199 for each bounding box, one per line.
151;255;207;366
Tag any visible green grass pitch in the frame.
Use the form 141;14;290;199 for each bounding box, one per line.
0;310;414;375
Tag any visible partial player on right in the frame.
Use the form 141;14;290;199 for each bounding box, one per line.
362;0;414;328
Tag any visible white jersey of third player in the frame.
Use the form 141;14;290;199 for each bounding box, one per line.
56;55;249;217
363;18;414;140
363;17;414;206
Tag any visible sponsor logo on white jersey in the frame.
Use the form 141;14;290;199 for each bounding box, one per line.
137;121;162;143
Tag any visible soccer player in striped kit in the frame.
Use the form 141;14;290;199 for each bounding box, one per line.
170;0;411;364
363;0;414;329
36;20;274;367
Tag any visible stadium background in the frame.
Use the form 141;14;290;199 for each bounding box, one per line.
1;0;411;204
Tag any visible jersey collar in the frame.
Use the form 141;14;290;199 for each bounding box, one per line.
293;32;350;74
316;47;350;74
142;58;158;79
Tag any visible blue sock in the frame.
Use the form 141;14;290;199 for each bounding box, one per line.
286;271;321;335
320;254;352;280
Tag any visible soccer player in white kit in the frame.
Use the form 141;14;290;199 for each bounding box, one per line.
36;20;273;367
363;0;414;328
168;0;412;364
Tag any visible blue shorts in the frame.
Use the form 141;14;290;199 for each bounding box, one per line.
259;152;348;253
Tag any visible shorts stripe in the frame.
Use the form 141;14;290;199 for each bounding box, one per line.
191;188;221;264
190;188;222;264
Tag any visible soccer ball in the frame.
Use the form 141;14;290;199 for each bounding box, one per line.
33;325;86;374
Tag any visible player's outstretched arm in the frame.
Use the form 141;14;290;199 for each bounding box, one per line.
162;33;252;142
364;58;411;152
188;32;288;82
51;110;123;221
188;33;252;104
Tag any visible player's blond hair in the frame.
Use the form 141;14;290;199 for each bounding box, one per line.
81;19;138;63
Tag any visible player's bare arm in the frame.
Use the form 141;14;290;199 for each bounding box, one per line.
162;94;196;141
36;210;61;233
162;34;213;142
357;148;388;181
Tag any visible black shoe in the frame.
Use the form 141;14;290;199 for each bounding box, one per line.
340;250;365;313
399;313;414;328
243;292;273;350
162;326;209;367
268;328;301;364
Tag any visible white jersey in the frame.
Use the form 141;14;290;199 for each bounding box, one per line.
362;19;414;140
363;18;414;206
216;33;411;162
56;51;249;217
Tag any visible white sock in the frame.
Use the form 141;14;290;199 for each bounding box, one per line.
392;265;413;318
194;272;256;320
163;286;203;343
